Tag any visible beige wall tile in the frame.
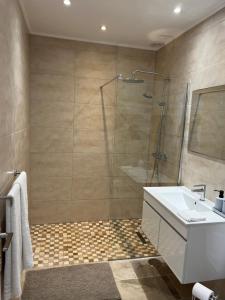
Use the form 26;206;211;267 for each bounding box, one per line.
115;104;152;133
30;74;75;103
156;8;225;199
31;126;73;153
114;128;149;155
29;35;156;223
76;77;115;106
0;0;29;209
72;176;112;200
30;43;74;75
0;134;14;189
117;47;155;77
30;176;72;202
30;201;72;224
73;129;114;154
13;129;29;172
31;153;73;178
0;33;14;137
31;99;74;128
68;200;109;222
75;44;116;79
75;104;115;131
110;198;142;219
111;177;142;199
73;153;112;177
14;89;29;132
30;199;109;224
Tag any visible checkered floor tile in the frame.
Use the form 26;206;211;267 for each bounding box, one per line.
31;219;158;268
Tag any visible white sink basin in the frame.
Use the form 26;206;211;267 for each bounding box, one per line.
159;190;209;212
144;186;225;225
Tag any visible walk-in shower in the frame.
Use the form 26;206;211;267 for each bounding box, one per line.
100;69;171;186
97;69;187;263
32;69;187;268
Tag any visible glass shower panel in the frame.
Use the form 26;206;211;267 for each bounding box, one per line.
100;75;187;261
109;80;155;219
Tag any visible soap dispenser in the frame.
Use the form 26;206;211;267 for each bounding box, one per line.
214;189;225;212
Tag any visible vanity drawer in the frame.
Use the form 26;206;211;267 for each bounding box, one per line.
141;201;160;249
158;219;187;282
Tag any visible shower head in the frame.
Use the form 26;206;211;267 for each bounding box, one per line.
158;102;166;106
122;78;145;83
117;75;144;84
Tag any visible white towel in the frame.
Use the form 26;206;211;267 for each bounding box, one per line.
14;172;33;269
4;172;33;300
4;183;23;300
178;209;206;222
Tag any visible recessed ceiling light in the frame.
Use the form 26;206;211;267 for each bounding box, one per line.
64;0;71;7
101;25;107;31
174;6;182;14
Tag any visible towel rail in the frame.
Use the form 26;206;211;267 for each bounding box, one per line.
0;232;13;252
0;170;21;252
0;170;21;201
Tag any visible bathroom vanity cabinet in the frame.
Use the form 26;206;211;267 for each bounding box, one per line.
142;187;225;284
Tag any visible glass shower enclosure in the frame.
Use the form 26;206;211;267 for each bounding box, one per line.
100;71;187;260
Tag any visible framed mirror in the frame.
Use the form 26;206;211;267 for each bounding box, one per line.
188;85;225;160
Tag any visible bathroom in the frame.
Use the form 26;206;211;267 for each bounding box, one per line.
1;0;225;299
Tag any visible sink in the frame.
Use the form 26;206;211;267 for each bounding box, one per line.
159;190;209;212
142;185;225;284
143;186;224;225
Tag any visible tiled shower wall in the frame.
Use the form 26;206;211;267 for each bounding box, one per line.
155;7;225;201
29;35;155;224
0;0;29;225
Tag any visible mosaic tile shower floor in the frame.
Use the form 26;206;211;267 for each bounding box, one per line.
31;219;158;268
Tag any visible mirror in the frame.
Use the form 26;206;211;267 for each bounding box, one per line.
188;85;225;160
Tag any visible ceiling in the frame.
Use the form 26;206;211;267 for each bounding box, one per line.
19;0;225;50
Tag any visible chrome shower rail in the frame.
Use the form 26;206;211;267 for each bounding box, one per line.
0;170;21;252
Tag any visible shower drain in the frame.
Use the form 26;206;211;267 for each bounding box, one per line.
136;231;147;244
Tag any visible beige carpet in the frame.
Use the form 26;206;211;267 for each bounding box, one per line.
22;263;121;300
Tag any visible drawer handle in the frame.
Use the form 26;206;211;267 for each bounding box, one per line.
0;232;13;252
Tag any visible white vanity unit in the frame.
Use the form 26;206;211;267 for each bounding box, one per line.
142;186;225;284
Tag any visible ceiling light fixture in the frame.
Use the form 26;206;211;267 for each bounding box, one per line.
101;25;107;31
64;0;71;7
174;5;182;14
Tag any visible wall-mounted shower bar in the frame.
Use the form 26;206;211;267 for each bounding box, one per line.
100;75;121;89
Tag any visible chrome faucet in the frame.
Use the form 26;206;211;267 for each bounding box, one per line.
191;184;206;201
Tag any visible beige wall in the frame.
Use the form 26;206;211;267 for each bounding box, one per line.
156;7;225;201
0;0;29;225
29;35;155;224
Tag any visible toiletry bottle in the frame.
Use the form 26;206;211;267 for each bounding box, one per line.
214;190;224;212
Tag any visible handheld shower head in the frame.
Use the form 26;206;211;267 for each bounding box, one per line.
143;93;153;99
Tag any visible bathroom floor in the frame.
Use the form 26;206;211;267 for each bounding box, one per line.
23;256;225;300
31;219;158;268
